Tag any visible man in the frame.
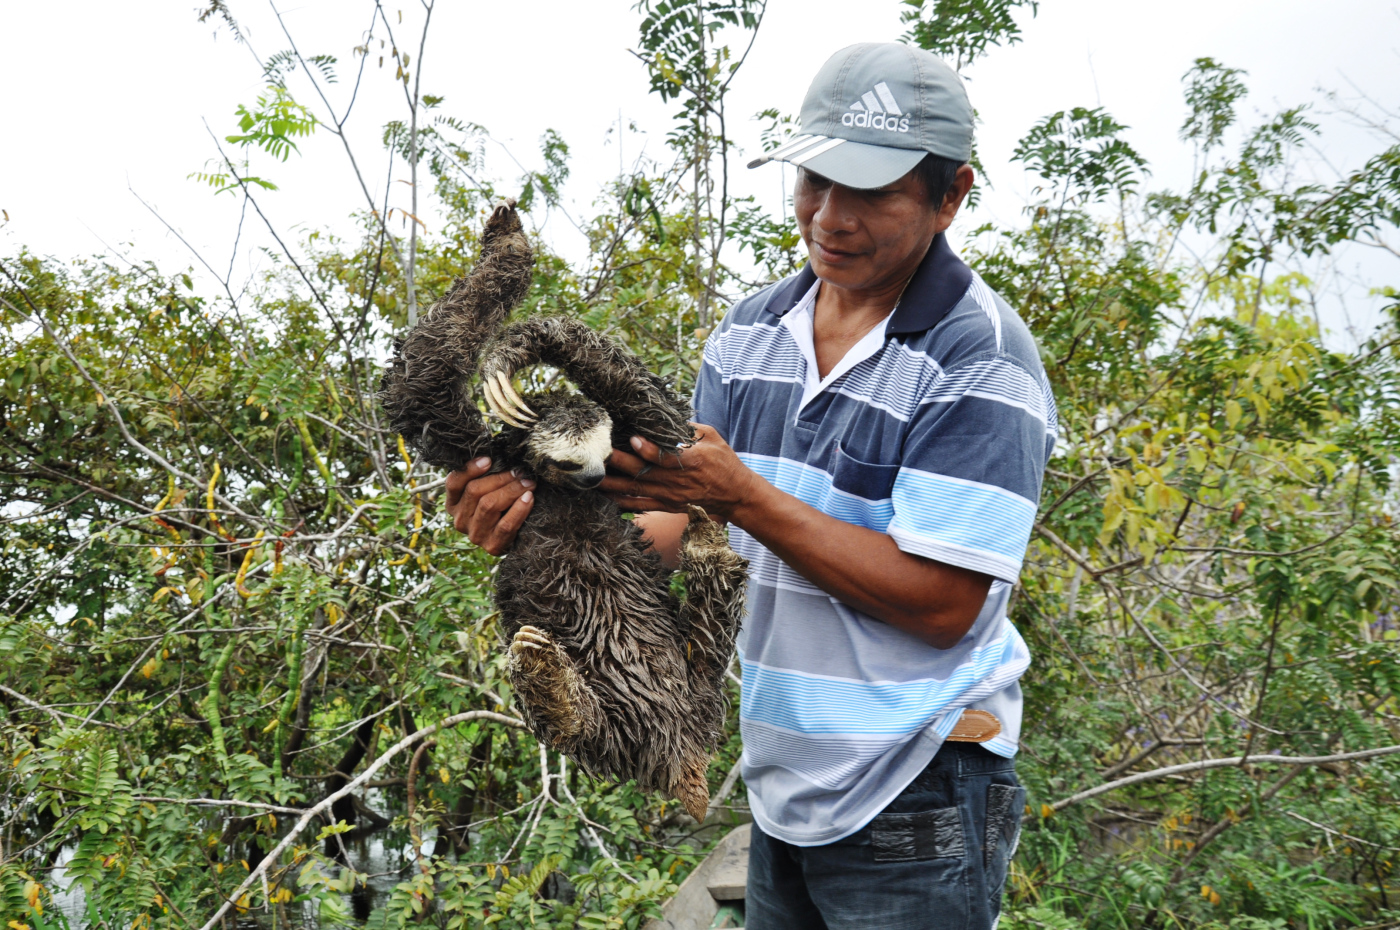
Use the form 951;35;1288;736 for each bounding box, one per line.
446;42;1055;930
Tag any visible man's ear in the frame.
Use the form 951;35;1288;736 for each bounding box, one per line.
937;164;977;230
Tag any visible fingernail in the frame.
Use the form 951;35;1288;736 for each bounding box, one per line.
521;491;533;503
475;457;490;469
521;478;536;489
630;436;643;451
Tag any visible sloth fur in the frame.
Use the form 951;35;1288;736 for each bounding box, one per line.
380;202;748;820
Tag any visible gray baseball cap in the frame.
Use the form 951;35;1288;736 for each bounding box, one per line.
748;43;973;190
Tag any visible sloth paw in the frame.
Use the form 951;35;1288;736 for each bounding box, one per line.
508;626;598;743
509;626;561;682
671;756;712;823
680;505;727;552
681;506;746;577
489;198;517;224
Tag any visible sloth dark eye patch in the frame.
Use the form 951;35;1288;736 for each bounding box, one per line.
547;459;583;472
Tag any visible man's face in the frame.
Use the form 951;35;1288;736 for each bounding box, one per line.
793;166;968;294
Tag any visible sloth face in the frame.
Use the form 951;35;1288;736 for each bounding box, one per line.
522;399;614;490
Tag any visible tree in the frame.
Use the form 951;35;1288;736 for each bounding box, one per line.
1;2;775;925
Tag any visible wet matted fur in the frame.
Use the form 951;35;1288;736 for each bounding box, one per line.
380;202;748;819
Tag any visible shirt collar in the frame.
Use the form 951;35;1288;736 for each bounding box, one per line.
759;232;972;336
782;278;896;415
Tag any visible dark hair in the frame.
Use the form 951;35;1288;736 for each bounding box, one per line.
911;152;965;206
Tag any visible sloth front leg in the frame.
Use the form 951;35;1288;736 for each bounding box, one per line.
676;506;749;690
668;513;748;824
508;626;602;747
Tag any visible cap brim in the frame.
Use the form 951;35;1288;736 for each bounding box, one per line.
748;135;925;189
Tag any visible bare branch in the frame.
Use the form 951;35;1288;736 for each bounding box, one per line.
1041;743;1400;818
0;685;119;730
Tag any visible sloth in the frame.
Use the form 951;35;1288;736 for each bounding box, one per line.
380;201;748;820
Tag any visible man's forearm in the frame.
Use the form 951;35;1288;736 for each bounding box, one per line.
728;477;990;649
601;430;991;647
635;511;689;569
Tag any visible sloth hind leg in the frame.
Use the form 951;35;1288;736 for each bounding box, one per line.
670;751;713;823
508;626;602;747
676;505;749;690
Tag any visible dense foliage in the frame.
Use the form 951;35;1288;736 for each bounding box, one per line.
2;2;1399;928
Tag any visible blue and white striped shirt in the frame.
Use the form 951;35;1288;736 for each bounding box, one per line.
693;234;1057;845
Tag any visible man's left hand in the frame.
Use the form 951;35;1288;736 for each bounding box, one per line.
600;424;760;522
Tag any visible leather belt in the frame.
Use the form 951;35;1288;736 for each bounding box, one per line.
945;709;1002;743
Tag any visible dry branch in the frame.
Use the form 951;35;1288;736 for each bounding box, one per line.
1040;743;1400;818
0;685;118;729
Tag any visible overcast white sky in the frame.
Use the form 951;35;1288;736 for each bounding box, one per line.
2;1;1398;346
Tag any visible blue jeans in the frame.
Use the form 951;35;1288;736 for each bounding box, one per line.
746;743;1025;930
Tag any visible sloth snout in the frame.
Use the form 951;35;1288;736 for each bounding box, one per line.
569;466;605;490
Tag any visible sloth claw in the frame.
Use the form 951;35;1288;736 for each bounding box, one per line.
480;375;512;426
511;626;551;654
482;377;521;427
495;371;536;417
483;370;537;428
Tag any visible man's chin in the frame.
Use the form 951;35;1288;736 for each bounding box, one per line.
810;257;874;289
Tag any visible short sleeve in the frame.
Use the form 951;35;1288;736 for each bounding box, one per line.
887;353;1052;583
691;326;729;440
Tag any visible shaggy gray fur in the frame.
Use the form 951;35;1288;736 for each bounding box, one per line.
380;202;748;819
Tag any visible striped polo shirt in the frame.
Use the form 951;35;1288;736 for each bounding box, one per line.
693;233;1057;846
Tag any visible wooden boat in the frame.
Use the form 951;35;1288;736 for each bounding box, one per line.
644;823;750;930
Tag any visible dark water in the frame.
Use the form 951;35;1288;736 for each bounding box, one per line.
50;793;744;925
51;791;430;927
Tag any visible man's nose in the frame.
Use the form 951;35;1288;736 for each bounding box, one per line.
812;185;859;234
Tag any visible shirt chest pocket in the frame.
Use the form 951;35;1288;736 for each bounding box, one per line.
823;443;902;531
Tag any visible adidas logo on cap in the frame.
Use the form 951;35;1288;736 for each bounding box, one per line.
842;81;911;134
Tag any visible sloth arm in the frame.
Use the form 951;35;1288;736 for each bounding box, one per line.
604;429;992;651
382;201;532;471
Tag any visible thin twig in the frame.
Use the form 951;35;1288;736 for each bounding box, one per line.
556;753;637;884
0;282;261;525
82;593;224;728
1285;810;1400;852
705;759;744;819
1040;743;1400;818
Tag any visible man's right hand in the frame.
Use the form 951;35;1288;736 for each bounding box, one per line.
444;457;535;556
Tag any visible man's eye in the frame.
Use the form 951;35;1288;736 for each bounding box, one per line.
548;459;583;472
